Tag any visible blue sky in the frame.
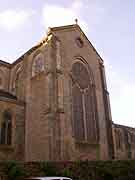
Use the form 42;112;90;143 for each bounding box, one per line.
0;0;135;127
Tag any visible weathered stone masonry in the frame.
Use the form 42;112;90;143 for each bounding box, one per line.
0;24;134;161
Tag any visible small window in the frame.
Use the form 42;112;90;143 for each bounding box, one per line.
0;110;12;145
76;37;84;48
0;77;3;89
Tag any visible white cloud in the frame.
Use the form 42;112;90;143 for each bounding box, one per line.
0;9;35;31
105;60;135;127
41;0;106;34
71;0;84;12
42;0;88;33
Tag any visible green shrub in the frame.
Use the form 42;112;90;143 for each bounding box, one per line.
62;167;72;178
5;161;27;180
2;160;135;180
40;162;59;176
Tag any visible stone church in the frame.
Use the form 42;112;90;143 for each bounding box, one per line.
0;24;135;161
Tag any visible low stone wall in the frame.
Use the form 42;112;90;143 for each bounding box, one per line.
1;160;135;180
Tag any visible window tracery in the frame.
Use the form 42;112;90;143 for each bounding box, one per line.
71;60;98;142
32;53;44;77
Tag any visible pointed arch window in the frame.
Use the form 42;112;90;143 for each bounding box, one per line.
32;53;44;77
71;60;98;142
0;110;12;145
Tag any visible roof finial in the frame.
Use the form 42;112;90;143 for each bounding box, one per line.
75;18;78;24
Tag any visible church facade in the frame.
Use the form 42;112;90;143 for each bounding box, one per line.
0;24;135;161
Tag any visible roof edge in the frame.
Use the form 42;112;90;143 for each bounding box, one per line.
12;33;50;66
50;24;104;63
113;123;135;130
1;24;104;67
0;60;11;68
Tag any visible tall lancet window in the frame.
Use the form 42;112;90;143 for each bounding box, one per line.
0;110;12;145
71;60;98;142
32;53;44;77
